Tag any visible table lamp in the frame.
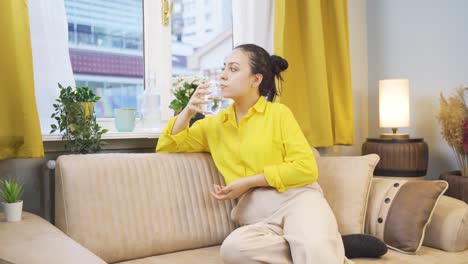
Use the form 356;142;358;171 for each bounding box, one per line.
379;79;410;139
363;78;428;177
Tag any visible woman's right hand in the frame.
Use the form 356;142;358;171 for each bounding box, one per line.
185;83;211;116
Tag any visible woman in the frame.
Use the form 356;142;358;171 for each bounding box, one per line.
156;44;348;264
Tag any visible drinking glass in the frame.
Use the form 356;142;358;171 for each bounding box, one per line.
202;80;223;116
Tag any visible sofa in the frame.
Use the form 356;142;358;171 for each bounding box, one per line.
1;152;467;264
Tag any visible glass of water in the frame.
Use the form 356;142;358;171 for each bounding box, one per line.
202;80;223;116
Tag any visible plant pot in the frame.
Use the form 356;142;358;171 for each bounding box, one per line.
440;171;468;203
68;102;95;132
2;200;23;222
76;102;95;118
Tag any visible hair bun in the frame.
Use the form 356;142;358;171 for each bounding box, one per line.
270;55;289;74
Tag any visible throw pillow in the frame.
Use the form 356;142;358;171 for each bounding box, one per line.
342;234;388;259
316;154;380;235
365;178;448;254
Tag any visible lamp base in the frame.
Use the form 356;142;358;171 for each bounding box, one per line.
380;133;410;139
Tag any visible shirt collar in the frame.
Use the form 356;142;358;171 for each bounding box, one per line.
222;96;267;123
253;96;267;113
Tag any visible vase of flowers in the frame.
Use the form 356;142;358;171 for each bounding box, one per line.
169;75;208;126
437;85;468;203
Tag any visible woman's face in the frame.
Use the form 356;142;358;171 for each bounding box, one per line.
219;49;262;100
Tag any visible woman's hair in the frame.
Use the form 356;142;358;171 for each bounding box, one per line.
235;44;288;102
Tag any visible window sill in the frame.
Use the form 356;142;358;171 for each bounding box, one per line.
42;120;168;152
42;130;162;142
42;120;167;142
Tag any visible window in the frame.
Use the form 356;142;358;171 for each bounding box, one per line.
172;0;233;81
64;0;143;118
57;0;233;129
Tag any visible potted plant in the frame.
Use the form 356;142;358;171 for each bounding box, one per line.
50;83;108;154
169;75;208;126
437;85;468;203
0;177;24;222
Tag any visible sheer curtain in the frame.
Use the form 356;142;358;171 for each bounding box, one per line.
232;0;274;53
29;0;75;134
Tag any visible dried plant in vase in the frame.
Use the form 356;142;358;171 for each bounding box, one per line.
437;86;468;176
437;85;468;203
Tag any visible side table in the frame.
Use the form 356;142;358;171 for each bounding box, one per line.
362;137;428;177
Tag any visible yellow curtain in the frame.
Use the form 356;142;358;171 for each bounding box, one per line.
274;0;354;147
0;0;44;159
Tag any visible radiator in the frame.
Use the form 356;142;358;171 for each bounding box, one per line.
42;160;56;223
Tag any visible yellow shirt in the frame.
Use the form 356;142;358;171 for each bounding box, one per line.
156;96;318;192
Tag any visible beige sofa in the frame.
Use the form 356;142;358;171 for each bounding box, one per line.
1;152;467;264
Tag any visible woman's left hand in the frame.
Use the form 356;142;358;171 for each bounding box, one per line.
211;178;252;200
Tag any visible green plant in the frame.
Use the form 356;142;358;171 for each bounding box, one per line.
0;178;23;203
169;75;208;115
50;83;108;154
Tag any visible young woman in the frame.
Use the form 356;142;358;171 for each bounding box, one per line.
156;44;348;264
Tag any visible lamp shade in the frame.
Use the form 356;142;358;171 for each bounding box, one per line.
379;79;410;128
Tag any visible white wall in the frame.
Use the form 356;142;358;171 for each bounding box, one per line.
367;0;468;179
320;0;368;156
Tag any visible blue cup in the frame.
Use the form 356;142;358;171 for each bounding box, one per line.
114;108;136;132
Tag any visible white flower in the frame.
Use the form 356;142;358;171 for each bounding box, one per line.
171;75;210;99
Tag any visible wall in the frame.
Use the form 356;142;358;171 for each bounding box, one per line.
367;0;468;179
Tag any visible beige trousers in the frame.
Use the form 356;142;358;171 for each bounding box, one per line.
220;182;351;264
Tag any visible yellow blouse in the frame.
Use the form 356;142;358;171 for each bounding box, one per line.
156;96;318;192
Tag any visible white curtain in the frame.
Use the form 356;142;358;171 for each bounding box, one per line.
29;0;75;134
232;0;274;53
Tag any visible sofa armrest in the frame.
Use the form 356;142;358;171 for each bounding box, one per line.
0;212;106;264
423;195;468;252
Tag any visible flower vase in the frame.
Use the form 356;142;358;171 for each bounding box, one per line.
440;171;468;203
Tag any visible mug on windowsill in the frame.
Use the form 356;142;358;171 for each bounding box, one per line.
114;108;137;132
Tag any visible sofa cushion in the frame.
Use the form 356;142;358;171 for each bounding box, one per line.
55;153;237;263
316;154;380;235
365;178;448;254
116;246;222;264
354;246;468;264
423;195;468;252
115;245;468;264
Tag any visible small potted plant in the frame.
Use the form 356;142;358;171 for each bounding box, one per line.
0;177;24;222
437;85;468;203
50;83;108;154
169;75;208;126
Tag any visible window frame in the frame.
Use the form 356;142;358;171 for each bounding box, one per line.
92;0;172;134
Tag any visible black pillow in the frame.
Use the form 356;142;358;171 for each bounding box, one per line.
342;234;388;259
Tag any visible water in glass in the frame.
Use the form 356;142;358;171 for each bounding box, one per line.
203;81;223;116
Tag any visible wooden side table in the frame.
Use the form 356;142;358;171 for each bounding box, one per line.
362;138;428;177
